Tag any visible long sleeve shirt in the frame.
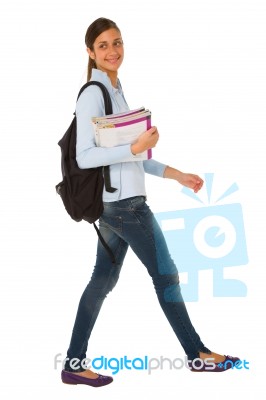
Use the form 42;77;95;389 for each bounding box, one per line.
76;69;166;202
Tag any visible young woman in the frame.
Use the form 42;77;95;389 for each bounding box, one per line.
61;17;239;387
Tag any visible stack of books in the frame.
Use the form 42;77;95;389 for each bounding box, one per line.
91;107;152;161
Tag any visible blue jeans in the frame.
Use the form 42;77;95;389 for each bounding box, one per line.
64;196;210;372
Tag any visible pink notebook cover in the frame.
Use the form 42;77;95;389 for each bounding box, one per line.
110;114;152;159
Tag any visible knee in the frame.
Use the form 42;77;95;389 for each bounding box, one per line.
88;267;120;295
164;273;183;302
105;272;119;294
154;273;182;302
164;281;182;302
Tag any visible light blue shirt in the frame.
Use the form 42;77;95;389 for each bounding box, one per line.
76;69;166;201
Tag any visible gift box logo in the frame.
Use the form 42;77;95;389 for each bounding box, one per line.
155;173;249;301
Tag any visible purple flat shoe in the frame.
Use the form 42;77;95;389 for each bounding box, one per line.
190;355;240;372
61;369;113;387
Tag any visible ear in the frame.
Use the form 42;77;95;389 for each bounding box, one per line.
86;47;95;60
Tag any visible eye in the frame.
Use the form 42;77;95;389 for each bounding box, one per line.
99;44;107;49
114;40;123;47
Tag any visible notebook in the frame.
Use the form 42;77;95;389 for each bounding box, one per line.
92;107;152;161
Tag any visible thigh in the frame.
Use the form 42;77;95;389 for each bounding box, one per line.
127;199;178;277
97;214;129;269
101;197;178;278
88;221;129;292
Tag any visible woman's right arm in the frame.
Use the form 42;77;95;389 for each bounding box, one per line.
76;87;135;169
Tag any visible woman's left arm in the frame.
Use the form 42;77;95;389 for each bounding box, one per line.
143;160;204;193
163;166;204;193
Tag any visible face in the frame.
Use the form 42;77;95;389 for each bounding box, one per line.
87;28;124;75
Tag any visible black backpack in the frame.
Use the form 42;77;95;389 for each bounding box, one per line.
55;81;117;263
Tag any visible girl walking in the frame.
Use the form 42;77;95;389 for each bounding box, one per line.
61;17;239;387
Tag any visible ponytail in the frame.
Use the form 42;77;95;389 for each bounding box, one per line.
87;58;96;82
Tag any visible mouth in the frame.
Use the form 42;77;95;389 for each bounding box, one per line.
105;57;120;64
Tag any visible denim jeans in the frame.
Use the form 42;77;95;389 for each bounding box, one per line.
64;196;210;372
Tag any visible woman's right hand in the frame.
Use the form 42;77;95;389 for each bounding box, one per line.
131;126;159;155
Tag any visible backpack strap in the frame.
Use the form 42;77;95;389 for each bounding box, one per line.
77;80;113;115
76;81;117;193
77;81;117;264
93;223;116;264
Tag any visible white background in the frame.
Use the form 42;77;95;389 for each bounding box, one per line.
0;0;265;398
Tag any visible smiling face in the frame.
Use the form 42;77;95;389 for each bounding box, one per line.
87;28;124;77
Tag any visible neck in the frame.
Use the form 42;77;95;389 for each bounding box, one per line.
94;67;118;88
107;71;118;88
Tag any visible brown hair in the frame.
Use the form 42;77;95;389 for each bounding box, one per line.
85;17;121;82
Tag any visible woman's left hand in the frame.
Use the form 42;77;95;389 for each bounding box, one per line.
178;173;204;193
